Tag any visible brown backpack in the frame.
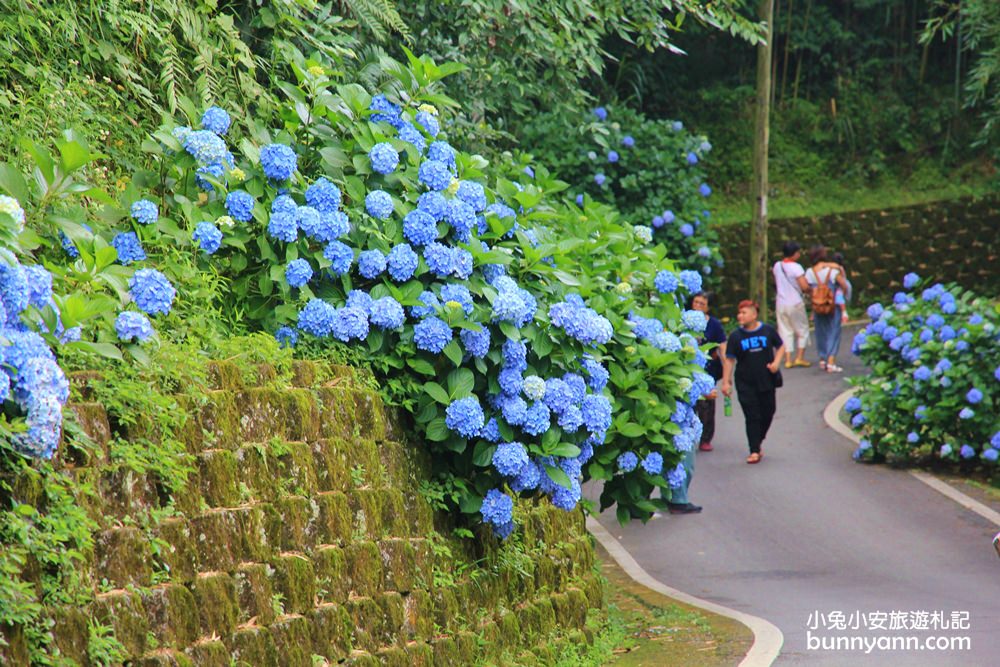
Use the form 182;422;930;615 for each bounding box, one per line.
811;267;836;315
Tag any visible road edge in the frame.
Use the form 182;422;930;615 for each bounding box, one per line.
586;516;784;667
824;388;1000;528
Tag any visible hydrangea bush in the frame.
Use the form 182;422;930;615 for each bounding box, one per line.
125;52;716;535
848;273;1000;467
518;104;723;283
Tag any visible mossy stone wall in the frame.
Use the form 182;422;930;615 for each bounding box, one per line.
714;195;1000;316
0;361;602;666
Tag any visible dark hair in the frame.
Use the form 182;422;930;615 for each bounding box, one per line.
782;241;800;258
808;244;828;264
686;291;712;309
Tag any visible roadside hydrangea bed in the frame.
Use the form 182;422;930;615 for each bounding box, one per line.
128;57;717;536
848;273;1000;467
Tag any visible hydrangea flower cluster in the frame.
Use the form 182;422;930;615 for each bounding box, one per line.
850;272;999;465
0;253;73;458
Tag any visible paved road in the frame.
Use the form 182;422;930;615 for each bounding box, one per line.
591;326;1000;665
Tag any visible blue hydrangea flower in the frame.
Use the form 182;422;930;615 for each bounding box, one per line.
188;221;222;255
183;130;228;164
369;142;399;175
369;94;402;125
666;462;687;489
128;269;175;316
453;249;474;280
418;159;452;191
501;395;528;426
617;452;638;472
114;311;154;343
558;405;583;432
960;444;976;459
651;331;682;352
403;209;438;246
223;190;254;222
654;270;679;294
418;192;449;221
357;250;386;279
940;444;953;457
445;199;477;242
671;121;683;131
523;165;535;178
959;407;975;420
687;152;699;165
522;402;550;436
493;441;529;477
481;488;513;528
60;231;80;258
907;432;920;444
607;150;619;163
678;270;702;293
427;141;456;169
682;310;708;333
324;241;354;276
111;232;146;265
845;397;862;413
275;326;297;348
305;177;342;213
439;285;473;317
460;326;490;358
267;211;298;242
416;110;439;137
260;143;297;180
594;173;606;186
593;107;608;121
581;357;609;391
398;122;426;154
413;316;452;353
130;199;158;225
369;296;405;329
913;366;931;382
543;378;574;414
386;244;418;282
983;449;999;463
346;290;373;314
680;223;694;237
284;259;313;288
967;388;983;404
903;272;920;289
365;190;393;219
200;106;231;135
332;306;369;342
622;135;635;148
411;291;440;318
446;396;486;438
423;243;456;278
271;194;297;215
581;394;612;437
641;452;664;475
502;339;527;370
21;266;52;310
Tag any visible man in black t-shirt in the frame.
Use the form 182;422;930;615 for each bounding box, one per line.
721;300;785;464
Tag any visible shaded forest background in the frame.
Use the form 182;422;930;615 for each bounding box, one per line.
0;0;996;224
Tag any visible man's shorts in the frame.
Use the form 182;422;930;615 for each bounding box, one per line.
776;302;809;350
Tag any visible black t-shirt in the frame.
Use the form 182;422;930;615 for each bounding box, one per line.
699;315;728;381
725;323;783;391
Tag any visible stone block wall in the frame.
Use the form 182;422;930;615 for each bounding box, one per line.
713;195;1000;316
0;361;601;666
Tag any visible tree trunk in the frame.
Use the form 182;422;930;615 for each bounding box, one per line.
779;0;794;107
751;0;775;322
792;0;812;101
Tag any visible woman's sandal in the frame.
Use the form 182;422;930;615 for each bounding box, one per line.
746;453;762;464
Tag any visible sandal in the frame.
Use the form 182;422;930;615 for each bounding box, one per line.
826;364;843;373
793;359;812;368
746;453;761;464
819;360;827;370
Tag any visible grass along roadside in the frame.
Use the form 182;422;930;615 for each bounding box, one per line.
561;542;752;666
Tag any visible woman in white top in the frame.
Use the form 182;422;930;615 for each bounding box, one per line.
805;245;850;372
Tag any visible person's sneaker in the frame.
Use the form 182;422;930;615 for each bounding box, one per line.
698;442;714;452
667;502;703;514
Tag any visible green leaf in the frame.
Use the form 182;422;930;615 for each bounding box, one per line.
459;492;483;514
544;464;572;490
550;443;581;458
447;368;475;399
617;422;646;438
406;357;436;376
443;339;463;367
425;417;449;441
472;442;497;467
423;382;450;405
0;163;30;202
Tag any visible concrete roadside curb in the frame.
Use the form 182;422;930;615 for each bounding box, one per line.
825;388;1000;528
586;516;784;667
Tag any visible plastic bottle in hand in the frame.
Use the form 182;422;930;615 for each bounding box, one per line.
724;395;732;417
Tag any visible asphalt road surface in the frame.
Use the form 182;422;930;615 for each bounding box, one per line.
591;325;1000;665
